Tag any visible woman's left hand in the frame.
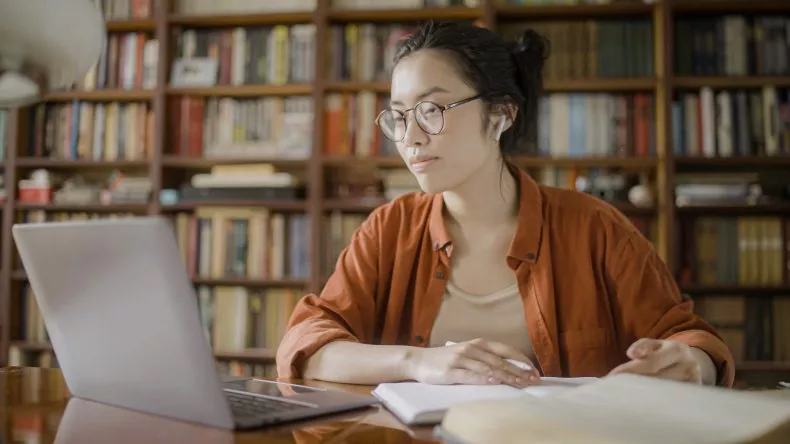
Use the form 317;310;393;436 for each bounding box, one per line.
607;338;703;384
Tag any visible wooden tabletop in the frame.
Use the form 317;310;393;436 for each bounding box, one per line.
0;367;440;443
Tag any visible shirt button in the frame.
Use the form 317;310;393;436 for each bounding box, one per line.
527;252;536;260
435;271;444;279
415;335;425;343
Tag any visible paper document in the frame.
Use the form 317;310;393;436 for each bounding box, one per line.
372;376;599;425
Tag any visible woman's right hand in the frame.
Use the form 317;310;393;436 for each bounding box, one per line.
407;338;541;388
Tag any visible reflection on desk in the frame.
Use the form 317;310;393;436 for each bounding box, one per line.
0;367;439;444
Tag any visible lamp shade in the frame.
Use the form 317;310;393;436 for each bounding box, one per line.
0;0;105;107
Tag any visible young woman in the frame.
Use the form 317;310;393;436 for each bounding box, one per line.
276;21;734;388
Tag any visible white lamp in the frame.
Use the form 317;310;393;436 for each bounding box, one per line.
0;0;105;107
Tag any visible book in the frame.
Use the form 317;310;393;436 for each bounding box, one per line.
437;374;790;444
371;376;599;425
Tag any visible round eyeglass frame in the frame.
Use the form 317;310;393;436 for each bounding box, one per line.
374;94;484;142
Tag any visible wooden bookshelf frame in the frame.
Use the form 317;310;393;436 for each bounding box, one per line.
1;0;789;376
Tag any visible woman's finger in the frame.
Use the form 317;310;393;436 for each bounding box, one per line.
450;354;492;376
470;339;540;378
446;368;498;386
656;362;701;383
458;342;539;385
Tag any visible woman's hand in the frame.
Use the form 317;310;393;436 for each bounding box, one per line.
608;338;711;384
407;338;541;388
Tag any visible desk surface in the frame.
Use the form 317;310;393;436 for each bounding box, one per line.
0;367;439;443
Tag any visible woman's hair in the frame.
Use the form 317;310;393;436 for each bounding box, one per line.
394;20;549;157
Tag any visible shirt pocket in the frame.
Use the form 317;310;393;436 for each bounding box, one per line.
559;327;611;377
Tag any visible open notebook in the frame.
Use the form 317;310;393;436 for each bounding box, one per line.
437;374;790;444
371;377;599;425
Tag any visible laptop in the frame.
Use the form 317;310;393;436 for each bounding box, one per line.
12;216;378;430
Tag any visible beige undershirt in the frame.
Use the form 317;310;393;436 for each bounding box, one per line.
429;280;535;359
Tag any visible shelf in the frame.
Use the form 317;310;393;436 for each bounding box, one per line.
323;156;404;168
514;155;657;169
15;159;149;169
323;155;657;169
674;76;790;89
106;19;157;32
737;361;790;372
609;203;656;216
11;270;308;288
496;3;655;19
672;0;790;14
161;200;308;211
214;349;276;362
8;341;276;363
675;156;790;168
169;12;314;27
327;7;483;22
167;84;312;97
675;204;790;216
544;78;657;92
325;81;390;93
15;203;150;213
321;198;654;216
8;341;53;352
326;78;657;93
42;89;154;102
161;156;309;169
191;277;308;287
680;284;790;295
324;198;388;212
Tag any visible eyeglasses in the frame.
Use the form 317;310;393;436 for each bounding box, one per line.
374;94;483;142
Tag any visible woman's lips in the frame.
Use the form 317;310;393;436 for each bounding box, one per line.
409;156;439;172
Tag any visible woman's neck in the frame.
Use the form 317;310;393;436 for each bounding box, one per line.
442;156;519;228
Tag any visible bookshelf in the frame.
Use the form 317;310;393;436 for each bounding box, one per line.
0;0;788;386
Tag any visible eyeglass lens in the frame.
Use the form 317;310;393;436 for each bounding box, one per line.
378;101;444;142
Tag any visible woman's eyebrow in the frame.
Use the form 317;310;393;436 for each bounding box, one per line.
390;86;450;106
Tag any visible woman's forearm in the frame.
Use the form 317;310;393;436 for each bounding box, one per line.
302;341;418;385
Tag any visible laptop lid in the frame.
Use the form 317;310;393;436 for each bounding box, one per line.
12;217;235;429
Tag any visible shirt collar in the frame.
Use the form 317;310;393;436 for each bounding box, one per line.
428;162;544;265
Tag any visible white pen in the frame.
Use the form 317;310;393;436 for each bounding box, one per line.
444;341;533;372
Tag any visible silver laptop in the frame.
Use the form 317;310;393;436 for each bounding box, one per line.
12;216;377;430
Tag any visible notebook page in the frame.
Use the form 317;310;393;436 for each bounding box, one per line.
373;382;522;421
521;377;600;397
373;377;599;424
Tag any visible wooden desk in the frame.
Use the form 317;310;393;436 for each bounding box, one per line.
0;367;439;443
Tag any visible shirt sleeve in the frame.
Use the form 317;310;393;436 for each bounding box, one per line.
275;209;384;379
606;231;736;387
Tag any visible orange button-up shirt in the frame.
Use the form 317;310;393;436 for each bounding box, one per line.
276;166;735;387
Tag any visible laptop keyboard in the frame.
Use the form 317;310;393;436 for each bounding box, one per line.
225;391;310;418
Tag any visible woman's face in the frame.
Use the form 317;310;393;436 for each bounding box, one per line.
388;49;499;194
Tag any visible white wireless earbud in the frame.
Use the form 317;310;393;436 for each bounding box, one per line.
493;116;506;141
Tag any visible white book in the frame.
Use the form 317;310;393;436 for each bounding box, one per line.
371;377;599;425
438;373;790;444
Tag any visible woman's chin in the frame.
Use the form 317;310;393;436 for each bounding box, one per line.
413;175;452;195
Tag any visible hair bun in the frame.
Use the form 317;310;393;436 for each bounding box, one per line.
509;29;549;100
511;29;550;64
